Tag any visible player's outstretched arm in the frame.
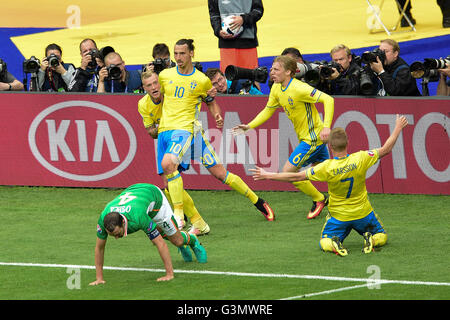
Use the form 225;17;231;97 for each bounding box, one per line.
89;238;107;285
151;234;174;281
250;166;307;182
377;114;408;159
232;107;277;135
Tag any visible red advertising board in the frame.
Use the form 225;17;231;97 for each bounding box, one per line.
0;92;448;195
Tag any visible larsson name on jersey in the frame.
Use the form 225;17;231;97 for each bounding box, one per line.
332;163;357;176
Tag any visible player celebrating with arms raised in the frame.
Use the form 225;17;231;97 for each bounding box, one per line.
251;115;409;256
233;55;335;219
157;39;275;222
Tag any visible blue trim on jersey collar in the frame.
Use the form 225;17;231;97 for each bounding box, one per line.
177;65;196;76
334;154;350;160
281;78;293;92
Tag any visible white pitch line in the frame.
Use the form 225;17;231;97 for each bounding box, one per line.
1;261;450;287
280;283;370;300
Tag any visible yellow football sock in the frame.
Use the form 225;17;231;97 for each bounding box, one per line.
224;171;258;204
319;237;335;252
183;190;208;230
292;180;324;202
373;233;388;247
167;170;184;219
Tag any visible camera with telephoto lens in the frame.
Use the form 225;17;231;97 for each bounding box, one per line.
87;49;101;69
23;56;41;73
225;65;268;83
46;53;60;68
361;48;386;65
423;55;450;69
301;61;342;87
106;64;122;80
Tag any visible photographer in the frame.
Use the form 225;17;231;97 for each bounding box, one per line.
326;44;372;95
68;38;105;92
0;58;24;91
37;43;75;92
144;43;176;74
205;67;262;95
97;52;142;93
367;39;421;96
437;62;450;95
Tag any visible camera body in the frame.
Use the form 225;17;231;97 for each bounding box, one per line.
23;56;41;74
46;53;60;68
106;64;122;80
361;48;386;65
225;65;268;84
87;49;101;69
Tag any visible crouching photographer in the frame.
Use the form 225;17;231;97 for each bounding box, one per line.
97;52;142;93
366;39;421;96
205;67;263;95
37;43;75;92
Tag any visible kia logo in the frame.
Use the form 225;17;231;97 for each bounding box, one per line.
28;100;137;181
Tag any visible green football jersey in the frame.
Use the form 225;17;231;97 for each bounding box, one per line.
96;183;164;240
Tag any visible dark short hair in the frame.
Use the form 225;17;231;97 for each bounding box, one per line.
281;47;303;60
45;43;62;56
204;68;223;80
103;212;123;233
152;43;170;58
175;39;195;51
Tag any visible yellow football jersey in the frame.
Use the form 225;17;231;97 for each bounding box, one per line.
137;94;162;128
266;78;332;145
305;149;380;221
158;67;212;133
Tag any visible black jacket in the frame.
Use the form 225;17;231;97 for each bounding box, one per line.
378;57;421;96
68;67;99;92
208;0;263;49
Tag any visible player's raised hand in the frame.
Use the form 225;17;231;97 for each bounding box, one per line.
231;124;250;136
395;114;408;130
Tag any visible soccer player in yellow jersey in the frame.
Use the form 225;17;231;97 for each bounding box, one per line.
158;39;275;222
137;70;210;236
233;55;335;219
250;114;409;256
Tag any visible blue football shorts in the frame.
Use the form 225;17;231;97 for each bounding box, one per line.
288;141;329;168
320;211;386;243
157;129;220;175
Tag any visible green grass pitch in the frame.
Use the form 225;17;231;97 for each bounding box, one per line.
0;185;449;300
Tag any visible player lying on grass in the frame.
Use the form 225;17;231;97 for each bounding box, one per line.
90;183;207;285
250;114;408;256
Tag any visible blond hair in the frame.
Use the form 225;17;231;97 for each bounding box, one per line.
329;127;348;152
141;69;157;81
273;55;297;77
380;39;400;53
330;44;351;56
